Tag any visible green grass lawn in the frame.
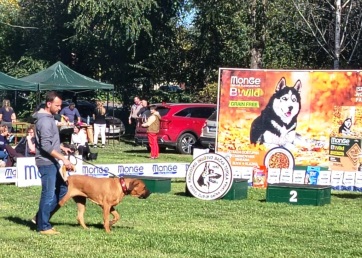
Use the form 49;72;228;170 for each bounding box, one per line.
1;137;362;258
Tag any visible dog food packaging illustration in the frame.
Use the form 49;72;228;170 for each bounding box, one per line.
252;165;267;188
304;166;320;185
329;136;362;172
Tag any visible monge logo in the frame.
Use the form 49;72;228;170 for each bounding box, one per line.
82;165;109;177
118;165;144;176
5;168;16;179
24;165;39;180
152;164;177;175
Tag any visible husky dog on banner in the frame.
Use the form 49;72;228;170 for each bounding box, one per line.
338;117;352;136
250;77;302;148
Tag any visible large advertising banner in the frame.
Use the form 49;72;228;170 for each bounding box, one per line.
217;69;362;190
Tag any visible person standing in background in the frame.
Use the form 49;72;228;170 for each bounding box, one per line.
93;100;106;148
128;96;141;135
0;99;16;134
137;99;150;119
60;102;81;124
141;106;161;159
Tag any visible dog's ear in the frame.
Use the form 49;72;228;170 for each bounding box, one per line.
127;179;140;194
275;77;286;92
293;80;302;93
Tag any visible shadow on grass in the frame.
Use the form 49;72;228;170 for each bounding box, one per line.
4;216;134;231
122;149;178;154
332;193;362;199
119;135;138;146
5;216;36;229
175;192;193;198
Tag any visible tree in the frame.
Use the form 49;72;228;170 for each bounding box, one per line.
292;0;362;69
190;0;251;89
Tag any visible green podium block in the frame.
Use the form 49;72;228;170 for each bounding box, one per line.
222;179;248;200
266;183;331;206
139;177;171;193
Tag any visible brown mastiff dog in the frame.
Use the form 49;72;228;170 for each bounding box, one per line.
58;175;151;233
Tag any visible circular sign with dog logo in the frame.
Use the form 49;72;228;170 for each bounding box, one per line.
186;153;233;200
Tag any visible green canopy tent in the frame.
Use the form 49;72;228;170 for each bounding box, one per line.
0;72;38;91
20;61;115;116
19;61;113;91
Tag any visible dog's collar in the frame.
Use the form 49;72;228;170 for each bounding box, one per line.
119;177;128;194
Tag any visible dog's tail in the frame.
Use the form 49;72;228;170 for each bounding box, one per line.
59;164;76;184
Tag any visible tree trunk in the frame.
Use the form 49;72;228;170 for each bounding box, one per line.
334;0;341;69
250;0;266;69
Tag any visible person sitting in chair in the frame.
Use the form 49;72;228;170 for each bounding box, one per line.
14;125;36;157
5;125;36;167
0;125;24;167
69;125;97;160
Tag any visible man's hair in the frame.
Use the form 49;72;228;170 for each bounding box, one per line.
45;91;61;103
150;105;157;111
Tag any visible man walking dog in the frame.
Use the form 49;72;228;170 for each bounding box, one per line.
33;91;73;235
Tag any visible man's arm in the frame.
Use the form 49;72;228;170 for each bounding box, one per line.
37;120;72;168
75;108;81;122
142;115;155;127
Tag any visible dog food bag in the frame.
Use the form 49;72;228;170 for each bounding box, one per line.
279;168;293;183
354;172;362;191
240;167;253;186
304;166;320;185
252;165;267;188
292;170;306;184
342;171;356;191
317;170;332;185
331;170;344;190
267;168;281;184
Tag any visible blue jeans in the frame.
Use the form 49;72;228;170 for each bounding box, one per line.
37;163;68;231
0;150;8;160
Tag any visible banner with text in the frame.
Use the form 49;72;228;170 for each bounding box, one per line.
217;69;362;190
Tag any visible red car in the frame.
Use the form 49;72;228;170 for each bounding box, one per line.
135;103;216;154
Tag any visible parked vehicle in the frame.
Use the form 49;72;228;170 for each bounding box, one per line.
159;85;183;93
135;103;216;154
199;111;217;150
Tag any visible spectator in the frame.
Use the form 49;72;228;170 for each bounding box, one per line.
0;125;10;161
141;106;161;159
60;102;81;124
70;125;91;160
92;100;106;148
128;96;142;134
14;125;36;157
137;99;150;118
0;99;16;134
0;125;23;166
3;125;36;167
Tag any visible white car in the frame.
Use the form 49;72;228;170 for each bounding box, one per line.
199;111;217;150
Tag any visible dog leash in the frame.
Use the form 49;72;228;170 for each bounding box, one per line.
68;154;129;194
